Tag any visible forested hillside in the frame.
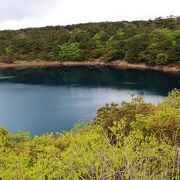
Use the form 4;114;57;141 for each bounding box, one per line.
0;16;180;65
0;90;179;179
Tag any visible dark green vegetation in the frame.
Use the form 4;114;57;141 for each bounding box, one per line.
0;17;180;65
0;89;179;179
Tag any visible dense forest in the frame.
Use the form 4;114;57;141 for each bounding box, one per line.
0;89;179;179
0;16;180;65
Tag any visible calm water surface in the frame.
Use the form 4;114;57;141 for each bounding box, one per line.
0;66;179;135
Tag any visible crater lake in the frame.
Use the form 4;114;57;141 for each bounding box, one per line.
0;66;179;136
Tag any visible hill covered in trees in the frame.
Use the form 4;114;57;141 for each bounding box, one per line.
0;89;180;179
0;16;180;65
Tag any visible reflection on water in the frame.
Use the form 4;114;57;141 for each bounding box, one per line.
0;66;179;135
0;76;14;80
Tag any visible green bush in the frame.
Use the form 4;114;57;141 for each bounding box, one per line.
95;95;154;138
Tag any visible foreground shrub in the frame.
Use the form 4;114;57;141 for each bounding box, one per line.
95;95;154;139
0;90;179;179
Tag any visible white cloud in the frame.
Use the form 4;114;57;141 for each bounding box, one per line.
0;0;59;22
0;0;179;30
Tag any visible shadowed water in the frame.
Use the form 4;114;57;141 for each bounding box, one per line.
0;66;179;135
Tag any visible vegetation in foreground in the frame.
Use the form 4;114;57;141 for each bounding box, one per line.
0;16;180;66
0;90;180;179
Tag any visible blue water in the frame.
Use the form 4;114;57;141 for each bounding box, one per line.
0;66;179;135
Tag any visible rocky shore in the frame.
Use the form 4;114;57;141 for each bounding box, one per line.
0;60;179;74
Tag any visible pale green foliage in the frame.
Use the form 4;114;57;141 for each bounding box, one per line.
160;89;180;109
103;34;125;61
91;31;107;58
5;45;14;56
58;42;84;61
0;125;177;179
3;45;15;63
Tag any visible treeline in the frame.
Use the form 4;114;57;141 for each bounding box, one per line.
0;90;179;179
0;16;180;65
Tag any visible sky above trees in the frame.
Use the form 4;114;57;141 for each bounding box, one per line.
0;0;179;30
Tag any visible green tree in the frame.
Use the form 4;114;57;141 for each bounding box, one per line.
5;46;13;56
58;42;84;61
125;34;149;63
92;31;109;58
156;52;168;65
4;45;15;63
145;43;162;65
103;34;125;61
145;29;176;65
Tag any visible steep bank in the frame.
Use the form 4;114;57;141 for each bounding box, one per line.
0;60;179;74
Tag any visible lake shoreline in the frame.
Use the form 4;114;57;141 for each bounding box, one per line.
0;60;180;74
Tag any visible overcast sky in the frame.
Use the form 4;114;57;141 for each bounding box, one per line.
0;0;179;30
